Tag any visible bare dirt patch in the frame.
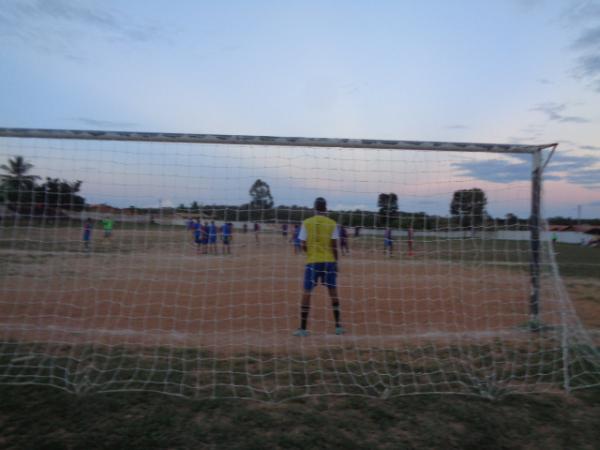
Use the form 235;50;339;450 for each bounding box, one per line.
0;228;583;353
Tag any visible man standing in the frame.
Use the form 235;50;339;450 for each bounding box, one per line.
293;197;344;337
102;217;114;238
222;222;232;254
208;221;218;254
339;225;349;255
384;227;393;256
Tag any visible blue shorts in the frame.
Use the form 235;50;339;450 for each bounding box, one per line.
209;235;217;244
83;231;91;241
384;239;393;248
303;263;337;291
222;236;231;245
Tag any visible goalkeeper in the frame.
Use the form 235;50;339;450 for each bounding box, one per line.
293;197;345;337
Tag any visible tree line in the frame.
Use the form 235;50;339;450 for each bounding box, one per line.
4;156;594;229
0;156;85;215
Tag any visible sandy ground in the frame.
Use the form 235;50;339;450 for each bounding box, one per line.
0;228;596;353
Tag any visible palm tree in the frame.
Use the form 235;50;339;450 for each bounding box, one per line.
0;156;39;187
0;156;39;207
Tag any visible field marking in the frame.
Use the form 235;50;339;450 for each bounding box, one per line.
0;322;578;342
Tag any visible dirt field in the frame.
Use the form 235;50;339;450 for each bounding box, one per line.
0;226;589;353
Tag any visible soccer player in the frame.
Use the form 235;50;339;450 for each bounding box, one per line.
193;219;202;252
102;217;114;238
208;221;218;254
82;217;93;251
292;224;301;255
384;227;393;256
201;221;210;253
407;226;414;256
281;223;288;240
254;222;260;245
293;197;344;337
339;225;349;255
222;222;232;254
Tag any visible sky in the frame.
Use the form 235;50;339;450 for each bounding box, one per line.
0;0;599;218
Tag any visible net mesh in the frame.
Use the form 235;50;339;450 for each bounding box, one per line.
0;132;598;400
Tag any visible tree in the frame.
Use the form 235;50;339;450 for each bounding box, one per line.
249;179;274;210
190;201;200;214
450;188;488;229
34;177;85;212
377;193;399;227
505;213;519;228
0;156;39;186
0;156;39;209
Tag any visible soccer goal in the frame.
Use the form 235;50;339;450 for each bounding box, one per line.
0;128;598;400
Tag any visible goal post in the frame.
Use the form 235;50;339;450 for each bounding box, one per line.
0;127;597;399
0;127;558;319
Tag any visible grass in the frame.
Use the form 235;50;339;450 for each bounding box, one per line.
0;384;599;449
553;242;600;278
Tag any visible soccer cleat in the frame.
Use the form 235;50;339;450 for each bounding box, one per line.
335;327;346;335
292;328;309;337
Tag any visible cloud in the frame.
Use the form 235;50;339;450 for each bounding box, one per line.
545;152;597;173
0;0;168;57
445;124;469;130
563;2;600;92
581;144;600;150
71;117;139;129
562;1;600;25
452;151;600;186
531;103;590;123
452;157;533;183
536;78;553;85
571;26;600;50
575;54;600;84
564;169;600;187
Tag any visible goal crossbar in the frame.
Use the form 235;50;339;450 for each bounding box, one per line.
0;128;556;154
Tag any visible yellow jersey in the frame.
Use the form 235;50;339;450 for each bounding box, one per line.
300;215;338;264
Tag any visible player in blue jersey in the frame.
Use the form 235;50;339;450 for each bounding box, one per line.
222;222;232;254
384;227;393;256
82;218;93;252
281;223;288;240
208;221;218;254
201;221;210;253
292;223;301;254
193;219;202;252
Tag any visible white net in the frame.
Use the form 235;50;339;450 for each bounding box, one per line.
0;130;598;400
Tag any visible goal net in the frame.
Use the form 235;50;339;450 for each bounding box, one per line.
0;129;598;400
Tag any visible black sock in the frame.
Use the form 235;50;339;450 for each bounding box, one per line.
301;305;310;330
332;303;341;327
